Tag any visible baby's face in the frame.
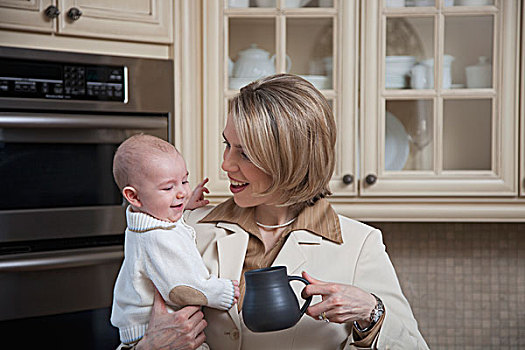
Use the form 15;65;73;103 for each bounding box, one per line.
134;151;191;222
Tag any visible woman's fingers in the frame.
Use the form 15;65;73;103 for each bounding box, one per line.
301;272;335;299
302;271;324;285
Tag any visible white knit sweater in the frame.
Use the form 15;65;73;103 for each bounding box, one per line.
111;207;235;344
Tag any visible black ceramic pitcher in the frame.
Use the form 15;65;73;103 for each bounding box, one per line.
243;266;312;332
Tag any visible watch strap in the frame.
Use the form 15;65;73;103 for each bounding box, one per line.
353;293;384;333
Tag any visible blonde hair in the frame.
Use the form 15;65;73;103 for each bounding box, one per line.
113;134;177;190
229;73;336;209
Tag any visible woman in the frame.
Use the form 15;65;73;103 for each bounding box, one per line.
130;74;428;349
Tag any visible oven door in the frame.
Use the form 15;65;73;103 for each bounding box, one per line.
0;111;168;322
0;111;168;243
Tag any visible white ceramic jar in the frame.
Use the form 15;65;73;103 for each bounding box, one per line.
465;56;492;88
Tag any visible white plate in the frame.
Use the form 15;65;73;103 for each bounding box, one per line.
385;111;410;171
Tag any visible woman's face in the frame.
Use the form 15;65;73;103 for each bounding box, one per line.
221;115;275;208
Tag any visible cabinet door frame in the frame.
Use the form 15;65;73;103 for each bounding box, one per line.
360;0;519;197
519;2;525;197
57;0;173;43
0;0;55;33
329;0;359;197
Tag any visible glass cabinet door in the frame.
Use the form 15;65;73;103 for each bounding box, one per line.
360;0;519;196
204;0;358;197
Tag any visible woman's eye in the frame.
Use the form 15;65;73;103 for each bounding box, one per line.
222;140;230;148
241;152;250;161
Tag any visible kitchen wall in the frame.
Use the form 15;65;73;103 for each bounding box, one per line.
369;222;525;349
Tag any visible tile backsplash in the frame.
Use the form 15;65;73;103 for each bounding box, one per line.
369;222;525;350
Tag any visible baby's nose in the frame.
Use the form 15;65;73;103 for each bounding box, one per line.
176;191;185;199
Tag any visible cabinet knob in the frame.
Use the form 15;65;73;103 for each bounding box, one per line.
44;5;60;19
365;174;377;185
342;174;354;185
67;7;83;21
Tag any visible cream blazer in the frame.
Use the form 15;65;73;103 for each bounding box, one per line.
184;207;429;350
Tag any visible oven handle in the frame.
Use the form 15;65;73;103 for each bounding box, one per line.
0;112;167;129
0;246;123;272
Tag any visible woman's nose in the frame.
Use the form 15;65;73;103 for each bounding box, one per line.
221;149;238;172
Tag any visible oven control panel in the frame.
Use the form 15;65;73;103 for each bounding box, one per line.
0;58;127;102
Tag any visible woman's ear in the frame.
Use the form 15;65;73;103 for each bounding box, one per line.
122;186;141;207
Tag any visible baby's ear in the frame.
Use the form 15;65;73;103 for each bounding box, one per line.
122;186;141;207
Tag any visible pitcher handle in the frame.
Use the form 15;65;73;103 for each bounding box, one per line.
288;275;312;316
270;54;292;73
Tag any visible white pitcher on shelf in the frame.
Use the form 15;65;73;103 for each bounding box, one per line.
410;54;454;89
232;44;291;79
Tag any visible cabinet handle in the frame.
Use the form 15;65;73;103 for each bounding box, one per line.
342;174;354;185
365;174;377;185
67;7;83;21
44;5;60;19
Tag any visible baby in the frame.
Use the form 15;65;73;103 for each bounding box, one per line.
110;134;239;345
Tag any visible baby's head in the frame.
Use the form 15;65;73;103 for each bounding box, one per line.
113;134;190;222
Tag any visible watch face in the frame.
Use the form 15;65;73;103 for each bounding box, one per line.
370;294;385;323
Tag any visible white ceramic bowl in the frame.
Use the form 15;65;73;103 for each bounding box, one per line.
285;0;311;7
385;0;405;7
385;74;407;89
228;0;249;7
255;0;275;7
299;75;329;90
413;0;434;6
455;0;491;5
385;56;416;76
229;77;256;90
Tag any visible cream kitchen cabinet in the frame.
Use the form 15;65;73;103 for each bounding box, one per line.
193;0;524;221
202;0;359;198
360;0;519;198
0;0;173;43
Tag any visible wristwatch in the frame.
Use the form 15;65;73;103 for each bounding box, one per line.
353;293;384;333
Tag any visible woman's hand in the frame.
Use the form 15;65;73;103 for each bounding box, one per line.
186;178;210;210
137;289;207;350
301;271;376;328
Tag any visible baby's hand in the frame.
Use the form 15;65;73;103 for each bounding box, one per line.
232;280;240;305
186;178;210;210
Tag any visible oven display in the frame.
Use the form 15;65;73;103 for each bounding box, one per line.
0;58;127;102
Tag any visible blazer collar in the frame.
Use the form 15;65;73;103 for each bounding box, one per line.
199;198;343;244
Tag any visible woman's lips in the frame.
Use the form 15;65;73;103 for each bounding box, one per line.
229;178;249;193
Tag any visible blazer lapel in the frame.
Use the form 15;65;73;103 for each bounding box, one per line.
272;230;320;275
216;222;249;330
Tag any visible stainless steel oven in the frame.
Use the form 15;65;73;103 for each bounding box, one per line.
0;47;173;348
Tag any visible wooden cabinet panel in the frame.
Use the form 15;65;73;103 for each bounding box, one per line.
0;0;54;32
0;0;173;43
58;0;173;43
